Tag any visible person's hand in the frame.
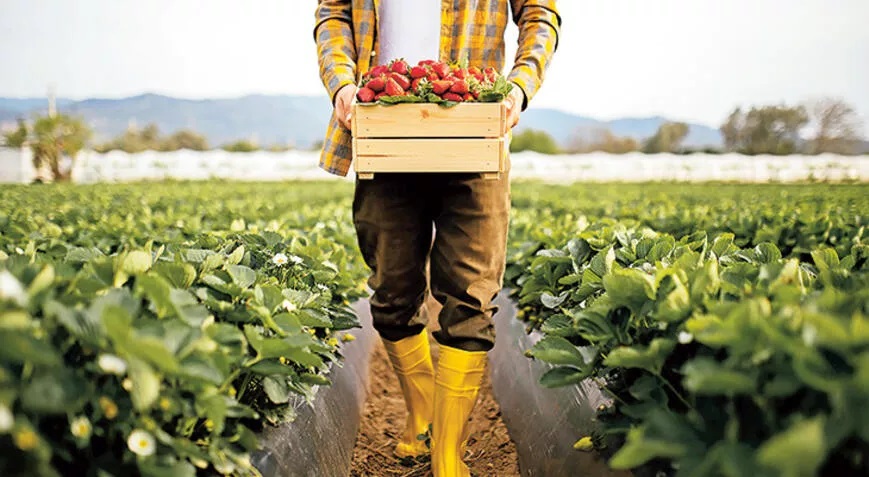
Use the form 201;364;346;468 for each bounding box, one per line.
334;84;358;131
505;84;525;129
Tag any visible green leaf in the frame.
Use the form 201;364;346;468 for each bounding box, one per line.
647;236;676;262
136;274;173;318
710;233;736;257
122;250;153;275
128;335;180;373
377;95;425;104
263;376;292;404
140;460;196;477
129;359;161;411
153;262;197;289
540;291;569;309
682;358;755;395
539;314;574;337
589;247;615;278
283;347;325;368
603;268;656;313
65;247;104;263
811;248;841;287
539;366;589;387
243;325;316;360
531;336;586;367
27;265;55;295
757;416;827;477
249;360;296;376
609;426;687;469
604;338;676;374
754;242;782;263
299;372;331;386
226;264;256;289
178;355;224;384
690;259;720;301
0;330;62;366
226;245;245;265
655;276;691;323
21;369;86;414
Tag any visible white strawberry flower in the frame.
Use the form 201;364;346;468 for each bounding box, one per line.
677;331;694;344
281;300;297;313
272;253;289;266
0;404;13;433
98;354;127;375
15;247;24;254
289;255;304;265
70;416;92;439
127;429;156;456
0;270;27;306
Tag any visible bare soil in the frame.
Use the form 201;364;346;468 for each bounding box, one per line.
350;332;520;477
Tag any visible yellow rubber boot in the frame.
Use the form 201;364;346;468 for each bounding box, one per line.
431;345;488;477
382;331;435;458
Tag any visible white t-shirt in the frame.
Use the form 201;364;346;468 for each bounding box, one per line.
378;0;440;65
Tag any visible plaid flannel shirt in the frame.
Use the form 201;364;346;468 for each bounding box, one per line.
314;0;561;177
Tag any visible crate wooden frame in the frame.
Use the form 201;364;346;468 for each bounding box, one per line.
351;102;507;180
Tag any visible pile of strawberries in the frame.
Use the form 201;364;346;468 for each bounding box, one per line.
356;59;508;104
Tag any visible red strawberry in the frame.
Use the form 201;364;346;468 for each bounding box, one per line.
432;62;450;79
419;59;436;66
468;66;482;77
390;59;409;75
463;93;474;102
483;67;498;80
356;87;376;103
390;72;412;90
428;73;439;82
450;80;469;94
453;68;468;80
431;80;453;95
385;77;405;96
366;76;386;93
410;66;428;79
369;65;389;77
443;92;464;102
374;92;387;101
411;77;424;91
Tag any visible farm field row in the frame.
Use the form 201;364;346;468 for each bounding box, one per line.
0;182;365;476
1;181;866;476
508;183;868;476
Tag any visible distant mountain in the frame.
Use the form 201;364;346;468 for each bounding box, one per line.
516;113;722;149
0;94;722;149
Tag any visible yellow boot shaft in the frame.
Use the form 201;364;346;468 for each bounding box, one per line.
432;345;488;477
382;331;435;458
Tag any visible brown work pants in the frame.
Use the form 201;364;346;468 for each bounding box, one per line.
352;172;510;352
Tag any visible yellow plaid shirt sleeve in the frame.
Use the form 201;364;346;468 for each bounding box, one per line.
314;0;560;177
508;1;561;109
314;1;358;103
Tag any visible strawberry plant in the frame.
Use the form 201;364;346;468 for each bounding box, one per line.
0;182;368;476
507;183;869;476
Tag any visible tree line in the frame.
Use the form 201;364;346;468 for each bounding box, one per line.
511;97;866;155
1;119;301;181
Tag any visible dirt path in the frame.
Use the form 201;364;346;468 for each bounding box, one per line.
350;332;520;477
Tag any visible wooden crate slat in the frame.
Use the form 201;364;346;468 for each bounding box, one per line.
354;138;503;173
353;103;505;138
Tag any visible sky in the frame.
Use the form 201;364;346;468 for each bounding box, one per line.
1;0;867;131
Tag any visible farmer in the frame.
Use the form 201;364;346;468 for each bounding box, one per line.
314;1;560;475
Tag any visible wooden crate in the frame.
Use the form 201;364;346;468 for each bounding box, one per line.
351;102;507;180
